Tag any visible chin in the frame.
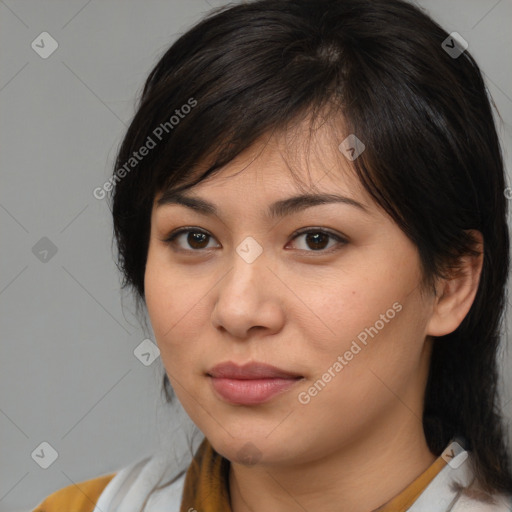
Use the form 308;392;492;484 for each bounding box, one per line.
208;431;298;467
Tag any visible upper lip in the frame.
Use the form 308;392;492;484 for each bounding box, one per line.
207;361;302;380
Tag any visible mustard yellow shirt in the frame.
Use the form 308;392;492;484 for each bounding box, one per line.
32;473;116;512
32;438;447;512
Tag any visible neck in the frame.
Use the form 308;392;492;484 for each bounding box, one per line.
228;410;437;512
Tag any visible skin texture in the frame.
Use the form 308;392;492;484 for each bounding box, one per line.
144;123;484;512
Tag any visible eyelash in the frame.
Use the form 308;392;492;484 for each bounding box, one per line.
162;227;347;255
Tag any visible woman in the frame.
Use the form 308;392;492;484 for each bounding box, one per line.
33;0;512;510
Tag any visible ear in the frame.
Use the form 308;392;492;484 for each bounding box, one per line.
426;230;484;337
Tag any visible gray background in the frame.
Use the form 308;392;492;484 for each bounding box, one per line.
1;1;511;511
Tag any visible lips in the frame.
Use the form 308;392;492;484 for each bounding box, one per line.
207;361;303;405
207;361;302;380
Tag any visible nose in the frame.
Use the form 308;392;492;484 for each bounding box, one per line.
210;239;285;340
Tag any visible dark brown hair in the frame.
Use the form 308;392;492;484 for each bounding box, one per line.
108;0;512;499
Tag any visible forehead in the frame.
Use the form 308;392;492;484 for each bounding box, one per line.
154;118;372;210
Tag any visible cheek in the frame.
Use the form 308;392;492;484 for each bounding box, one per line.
294;295;428;437
144;251;210;371
292;250;426;380
144;253;172;339
289;268;406;353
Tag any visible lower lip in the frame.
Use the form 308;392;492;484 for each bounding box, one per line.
208;376;303;405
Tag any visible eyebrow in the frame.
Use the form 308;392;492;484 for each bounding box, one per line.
156;190;369;219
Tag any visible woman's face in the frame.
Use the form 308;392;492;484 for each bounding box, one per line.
144;126;437;467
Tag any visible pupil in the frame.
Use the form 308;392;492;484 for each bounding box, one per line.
307;232;328;250
189;232;207;248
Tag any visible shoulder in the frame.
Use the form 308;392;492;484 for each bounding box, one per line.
93;453;186;512
409;445;512;512
451;456;512;511
31;453;187;512
452;491;512;511
451;479;512;512
31;473;116;512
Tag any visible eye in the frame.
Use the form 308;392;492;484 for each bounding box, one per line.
162;227;347;253
163;227;219;252
288;228;347;253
